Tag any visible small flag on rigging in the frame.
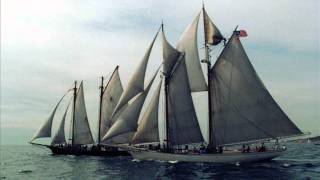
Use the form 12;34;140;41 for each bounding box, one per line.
235;30;248;37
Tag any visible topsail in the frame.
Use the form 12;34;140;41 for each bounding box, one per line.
203;8;224;45
176;13;207;92
209;34;303;145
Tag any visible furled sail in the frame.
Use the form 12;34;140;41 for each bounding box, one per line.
131;80;162;144
72;82;94;145
165;36;204;145
102;69;159;141
30;93;67;142
203;8;224;45
112;30;160;116
100;66;123;142
210;34;303;145
176;13;207;92
51;101;71;145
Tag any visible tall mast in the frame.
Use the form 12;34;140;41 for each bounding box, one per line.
98;76;104;144
164;75;170;151
162;22;170;151
202;4;216;150
71;80;77;145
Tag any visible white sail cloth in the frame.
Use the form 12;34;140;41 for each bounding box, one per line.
72;82;94;145
203;8;224;45
112;31;160;116
162;29;179;76
176;13;207;92
210;35;303;145
131;80;162;144
31;93;67;142
163;30;204;146
51;101;71;145
167;57;204;146
102;69;159;141
100;67;123;142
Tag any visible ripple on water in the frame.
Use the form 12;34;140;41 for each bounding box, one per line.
18;169;33;174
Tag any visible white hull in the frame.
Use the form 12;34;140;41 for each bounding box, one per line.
129;148;284;163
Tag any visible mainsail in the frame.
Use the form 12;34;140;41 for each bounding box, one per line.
164;30;204;146
176;13;207;92
99;66;123;142
102;69;159;141
112;30;160;116
72;82;94;145
131;80;162;144
31;93;67;142
209;34;303;145
51;101;71;145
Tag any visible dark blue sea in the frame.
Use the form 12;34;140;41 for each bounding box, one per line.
1;143;319;179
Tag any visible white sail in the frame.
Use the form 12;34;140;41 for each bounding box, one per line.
163;32;203;145
131;80;162;144
176;13;207;92
210;34;303;145
100;67;123;142
51;101;71;145
102;69;159;141
167;57;204;146
72;82;94;145
162;28;179;76
112;31;160;116
31;94;66;142
203;8;224;45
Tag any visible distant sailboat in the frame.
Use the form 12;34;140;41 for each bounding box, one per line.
127;5;303;163
30;81;96;155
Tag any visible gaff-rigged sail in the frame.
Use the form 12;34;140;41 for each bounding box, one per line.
131;80;162;144
167;57;204;146
30;93;67;142
176;13;207;92
72;82;94;145
164;29;204;146
209;34;303;145
112;30;160;116
51;100;71;145
102;68;159;141
100;67;123;142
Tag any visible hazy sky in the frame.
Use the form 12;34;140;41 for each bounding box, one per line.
1;0;319;145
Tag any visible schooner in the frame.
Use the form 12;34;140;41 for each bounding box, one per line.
125;5;303;163
30;4;303;162
29;28;162;155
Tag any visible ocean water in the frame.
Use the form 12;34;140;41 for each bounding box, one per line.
0;143;319;180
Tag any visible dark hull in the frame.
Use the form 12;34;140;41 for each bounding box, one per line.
48;146;130;156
